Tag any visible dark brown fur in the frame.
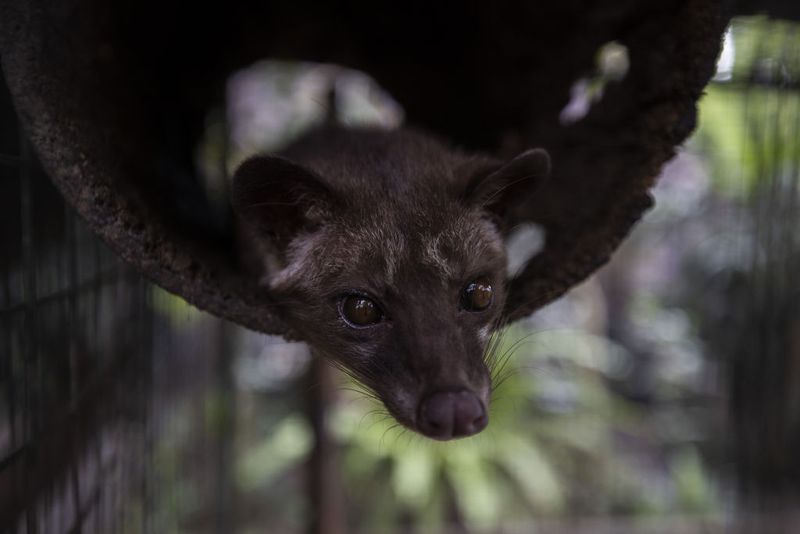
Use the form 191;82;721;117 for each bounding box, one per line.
231;126;549;438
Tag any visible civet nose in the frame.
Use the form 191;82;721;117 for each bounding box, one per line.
418;389;488;440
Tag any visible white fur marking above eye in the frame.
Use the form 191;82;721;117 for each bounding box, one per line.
422;232;456;279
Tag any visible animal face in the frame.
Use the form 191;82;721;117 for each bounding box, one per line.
231;128;549;440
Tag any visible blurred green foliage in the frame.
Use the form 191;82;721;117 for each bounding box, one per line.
693;17;800;197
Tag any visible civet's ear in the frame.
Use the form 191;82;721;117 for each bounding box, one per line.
464;148;551;215
230;156;336;248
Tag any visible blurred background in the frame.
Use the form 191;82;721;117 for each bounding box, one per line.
1;14;800;534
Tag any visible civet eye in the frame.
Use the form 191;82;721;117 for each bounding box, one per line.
340;295;383;327
462;278;493;311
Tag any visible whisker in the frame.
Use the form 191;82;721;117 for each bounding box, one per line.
379;422;402;450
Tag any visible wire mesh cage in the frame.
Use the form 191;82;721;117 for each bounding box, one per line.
0;64;152;532
0;66;245;534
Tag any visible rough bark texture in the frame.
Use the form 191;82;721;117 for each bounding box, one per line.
0;0;729;337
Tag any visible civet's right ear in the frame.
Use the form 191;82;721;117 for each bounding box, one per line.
230;156;336;247
463;148;551;216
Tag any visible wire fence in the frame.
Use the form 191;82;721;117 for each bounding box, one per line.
0;67;238;534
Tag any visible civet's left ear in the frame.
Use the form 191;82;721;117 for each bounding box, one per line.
464;148;551;215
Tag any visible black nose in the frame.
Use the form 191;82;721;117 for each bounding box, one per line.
418;389;488;440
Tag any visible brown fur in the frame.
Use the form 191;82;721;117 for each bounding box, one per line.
231;126;549;437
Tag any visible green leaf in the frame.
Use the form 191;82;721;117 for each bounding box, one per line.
236;415;312;490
